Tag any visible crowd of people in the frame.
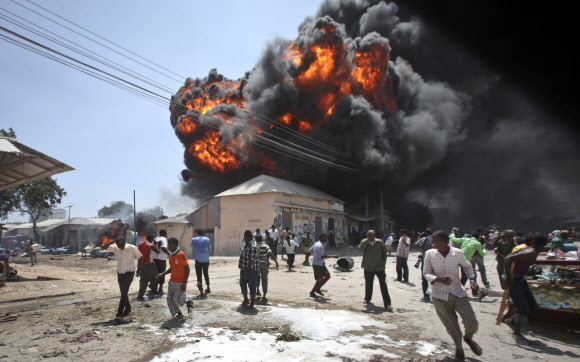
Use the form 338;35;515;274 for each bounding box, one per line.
100;224;573;361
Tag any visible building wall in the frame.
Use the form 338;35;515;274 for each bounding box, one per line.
154;222;195;257
199;192;345;256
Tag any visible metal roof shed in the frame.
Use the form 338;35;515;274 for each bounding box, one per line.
0;137;74;191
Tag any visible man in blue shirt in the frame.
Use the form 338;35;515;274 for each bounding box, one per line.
190;230;211;297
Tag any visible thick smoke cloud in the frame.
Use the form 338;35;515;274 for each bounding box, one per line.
170;0;579;231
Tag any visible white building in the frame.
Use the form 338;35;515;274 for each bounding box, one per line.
188;175;346;256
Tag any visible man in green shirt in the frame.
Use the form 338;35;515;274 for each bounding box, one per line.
449;229;487;288
550;231;567;251
492;229;517;289
359;230;392;310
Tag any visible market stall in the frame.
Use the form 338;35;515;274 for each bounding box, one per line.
528;256;580;325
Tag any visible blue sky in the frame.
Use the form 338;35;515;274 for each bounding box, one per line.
0;0;321;221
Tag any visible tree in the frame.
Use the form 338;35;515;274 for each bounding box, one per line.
0;128;19;220
0;127;16;138
141;206;164;219
0;188;19;220
5;177;66;242
98;201;134;219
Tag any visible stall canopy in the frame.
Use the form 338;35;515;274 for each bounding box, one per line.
0;137;74;191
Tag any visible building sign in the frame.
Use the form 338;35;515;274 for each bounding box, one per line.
248;219;261;223
277;206;302;214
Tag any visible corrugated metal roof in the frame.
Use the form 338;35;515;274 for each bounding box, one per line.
42;217;116;231
4;218;65;231
215;175;343;203
153;216;190;224
0;136;75;191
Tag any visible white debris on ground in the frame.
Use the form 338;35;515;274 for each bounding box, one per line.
149;300;448;361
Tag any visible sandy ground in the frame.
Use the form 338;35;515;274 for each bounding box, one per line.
1;247;579;361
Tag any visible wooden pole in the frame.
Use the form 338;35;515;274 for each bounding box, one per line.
496;263;516;325
133;190;137;245
380;182;384;235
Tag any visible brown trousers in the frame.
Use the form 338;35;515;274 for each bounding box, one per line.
432;294;478;348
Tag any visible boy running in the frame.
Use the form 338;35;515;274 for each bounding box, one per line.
157;237;193;319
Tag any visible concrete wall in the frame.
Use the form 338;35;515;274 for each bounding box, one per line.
154;222;194;257
207;192;345;256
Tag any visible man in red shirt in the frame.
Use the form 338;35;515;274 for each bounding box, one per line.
136;235;160;300
157;237;193;319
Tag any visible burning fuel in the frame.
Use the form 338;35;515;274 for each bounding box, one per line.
169;0;580;229
169;6;467;202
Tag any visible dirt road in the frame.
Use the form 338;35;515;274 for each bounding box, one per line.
1;249;578;361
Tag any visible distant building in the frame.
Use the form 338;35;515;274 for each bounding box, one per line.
43;217;116;251
187;175;346;256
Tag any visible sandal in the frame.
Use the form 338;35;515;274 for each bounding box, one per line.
463;337;482;356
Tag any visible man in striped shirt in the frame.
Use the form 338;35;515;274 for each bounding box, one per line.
423;230;482;360
395;229;410;282
255;235;278;303
239;230;259;309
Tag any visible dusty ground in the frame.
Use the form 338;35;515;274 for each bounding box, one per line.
1;247;579;361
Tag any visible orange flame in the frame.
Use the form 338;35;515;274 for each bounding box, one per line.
189;130;241;172
171;20;397;176
178;116;197;135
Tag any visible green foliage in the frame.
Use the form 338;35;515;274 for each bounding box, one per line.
0;189;19;220
0;177;66;240
0;128;16;138
98;200;134;218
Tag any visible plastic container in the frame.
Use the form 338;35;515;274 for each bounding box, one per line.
0;248;9;260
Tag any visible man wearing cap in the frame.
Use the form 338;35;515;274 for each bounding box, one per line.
492;229;518;289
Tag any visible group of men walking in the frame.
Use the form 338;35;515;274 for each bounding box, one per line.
103;223;547;361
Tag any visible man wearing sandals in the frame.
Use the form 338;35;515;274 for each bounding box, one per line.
423;231;483;360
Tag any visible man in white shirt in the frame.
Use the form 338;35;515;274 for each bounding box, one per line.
152;229;170;295
104;237;141;319
423;230;482;360
268;225;280;257
384;233;395;256
308;234;338;298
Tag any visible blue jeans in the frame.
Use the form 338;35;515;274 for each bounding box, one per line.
240;269;257;298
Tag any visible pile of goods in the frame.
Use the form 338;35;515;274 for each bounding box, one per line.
530;266;580;310
531;284;580;310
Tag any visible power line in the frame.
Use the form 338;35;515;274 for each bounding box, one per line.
0;9;175;94
8;0;183;83
23;0;186;80
0;33;168;108
7;0;356;164
0;6;360;172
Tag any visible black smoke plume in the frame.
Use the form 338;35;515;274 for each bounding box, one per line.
170;0;580;231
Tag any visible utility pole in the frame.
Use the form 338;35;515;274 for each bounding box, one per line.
133;190;137;245
66;204;73;246
380;182;384;235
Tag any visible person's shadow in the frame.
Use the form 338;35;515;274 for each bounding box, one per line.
236;305;259;315
512;336;580;358
311;296;330;304
362;302;391;314
160;318;185;329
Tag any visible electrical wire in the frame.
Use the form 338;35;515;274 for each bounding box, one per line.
0;6;361;172
11;0;356;162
